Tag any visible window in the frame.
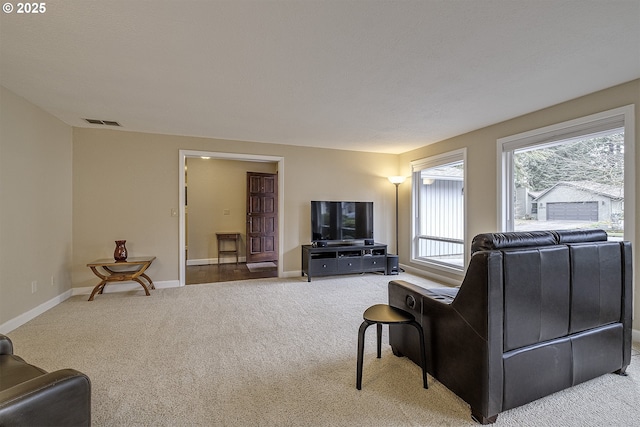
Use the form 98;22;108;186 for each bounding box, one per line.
411;149;466;273
499;106;635;241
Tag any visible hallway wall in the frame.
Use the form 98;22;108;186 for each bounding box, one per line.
186;158;277;264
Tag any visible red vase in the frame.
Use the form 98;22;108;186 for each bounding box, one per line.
114;240;128;261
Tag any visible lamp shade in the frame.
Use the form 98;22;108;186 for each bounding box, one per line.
388;176;406;185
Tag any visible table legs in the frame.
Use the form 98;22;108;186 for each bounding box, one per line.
88;279;108;301
356;318;428;390
87;263;155;301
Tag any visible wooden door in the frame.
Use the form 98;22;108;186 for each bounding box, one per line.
246;172;278;263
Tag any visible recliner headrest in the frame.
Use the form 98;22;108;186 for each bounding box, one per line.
553;229;608;243
471;231;557;254
471;229;609;254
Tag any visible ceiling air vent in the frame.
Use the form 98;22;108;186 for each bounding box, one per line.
84;118;122;126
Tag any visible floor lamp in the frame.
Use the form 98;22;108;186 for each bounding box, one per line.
388;176;406;255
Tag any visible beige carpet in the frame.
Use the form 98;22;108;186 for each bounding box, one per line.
7;273;640;426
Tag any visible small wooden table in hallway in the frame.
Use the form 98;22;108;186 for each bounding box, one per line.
216;232;240;265
86;256;156;301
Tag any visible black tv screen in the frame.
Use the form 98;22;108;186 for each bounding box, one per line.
311;201;373;242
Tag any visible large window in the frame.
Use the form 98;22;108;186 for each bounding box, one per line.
411;149;466;273
499;106;635;241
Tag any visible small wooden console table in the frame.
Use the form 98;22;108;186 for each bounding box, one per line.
86;256;156;301
216;232;240;264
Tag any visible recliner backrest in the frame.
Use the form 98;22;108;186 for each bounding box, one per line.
468;229;618;353
501;245;571;352
567;241;622;334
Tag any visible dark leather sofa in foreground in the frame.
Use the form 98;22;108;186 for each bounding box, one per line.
0;334;91;426
388;229;632;424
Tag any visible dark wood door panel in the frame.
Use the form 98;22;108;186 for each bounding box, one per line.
248;236;277;257
246;172;278;263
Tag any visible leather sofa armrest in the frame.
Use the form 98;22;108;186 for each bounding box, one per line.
621;241;633;372
390;252;505;422
0;335;13;356
0;368;91;426
388;279;435;298
388;279;458;312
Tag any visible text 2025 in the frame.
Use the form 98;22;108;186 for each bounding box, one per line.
17;3;46;13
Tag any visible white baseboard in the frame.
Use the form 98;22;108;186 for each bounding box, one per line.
72;279;181;296
0;290;73;334
283;270;303;279
187;257;246;266
186;258;216;266
1;280;182;334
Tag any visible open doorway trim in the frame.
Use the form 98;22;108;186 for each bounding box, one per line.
178;150;285;286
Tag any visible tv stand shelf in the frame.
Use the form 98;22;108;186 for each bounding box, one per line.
301;243;388;282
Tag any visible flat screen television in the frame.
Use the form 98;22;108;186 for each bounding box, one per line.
311;201;373;242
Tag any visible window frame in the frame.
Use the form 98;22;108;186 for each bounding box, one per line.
410;148;467;276
497;105;635;241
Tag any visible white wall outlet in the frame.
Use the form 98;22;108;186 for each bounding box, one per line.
171;208;178;217
31;281;37;294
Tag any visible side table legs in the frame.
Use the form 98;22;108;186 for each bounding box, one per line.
356;320;371;390
356;305;428;390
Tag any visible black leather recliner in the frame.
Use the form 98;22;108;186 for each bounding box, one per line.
0;334;91;426
388;229;632;424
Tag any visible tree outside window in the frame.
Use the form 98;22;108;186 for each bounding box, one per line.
513;131;624;238
500;106;633;242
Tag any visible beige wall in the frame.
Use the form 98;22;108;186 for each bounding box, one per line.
71;128;399;288
186;158;277;263
2;80;638;334
0;86;73;325
399;79;640;330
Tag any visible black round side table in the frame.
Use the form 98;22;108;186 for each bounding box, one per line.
356;303;428;390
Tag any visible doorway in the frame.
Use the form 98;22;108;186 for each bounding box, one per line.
178;150;285;287
246;171;279;264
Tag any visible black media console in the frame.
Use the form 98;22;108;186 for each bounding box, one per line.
301;243;389;282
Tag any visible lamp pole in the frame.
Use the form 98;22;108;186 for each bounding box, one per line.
388;176;406;255
394;182;400;254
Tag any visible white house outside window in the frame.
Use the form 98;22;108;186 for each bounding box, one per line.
499;105;635;242
411;149;466;274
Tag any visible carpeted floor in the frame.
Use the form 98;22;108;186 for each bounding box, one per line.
6;273;640;426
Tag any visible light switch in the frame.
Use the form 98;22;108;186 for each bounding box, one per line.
223;209;230;215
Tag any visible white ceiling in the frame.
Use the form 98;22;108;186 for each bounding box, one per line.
1;1;639;154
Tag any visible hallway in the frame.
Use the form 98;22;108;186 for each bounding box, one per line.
186;262;277;284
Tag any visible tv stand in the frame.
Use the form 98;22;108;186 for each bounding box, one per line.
301;243;388;282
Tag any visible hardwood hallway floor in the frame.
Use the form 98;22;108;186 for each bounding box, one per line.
186;262;278;284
